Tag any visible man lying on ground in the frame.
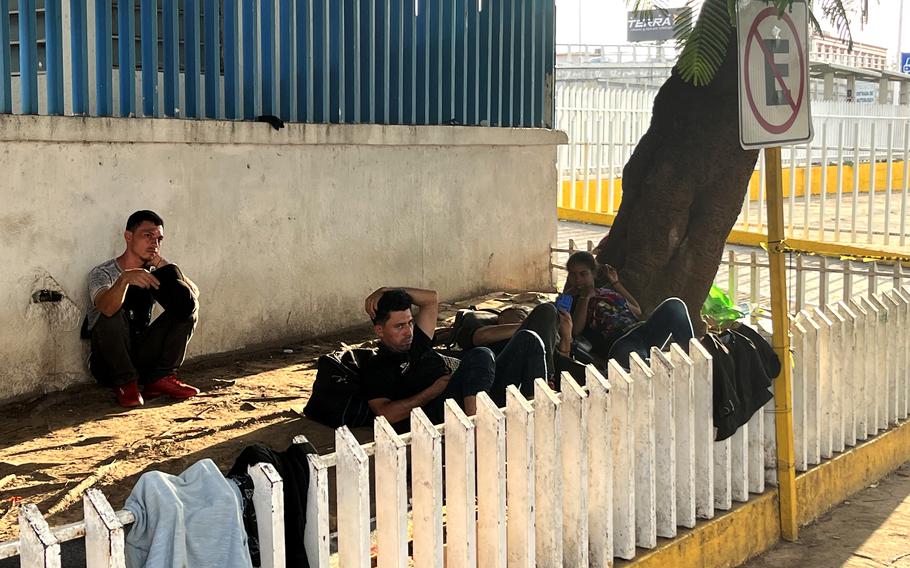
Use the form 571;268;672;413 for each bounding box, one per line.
440;304;583;387
86;210;200;408
565;251;694;369
361;287;554;430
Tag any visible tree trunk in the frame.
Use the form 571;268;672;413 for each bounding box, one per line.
595;26;759;335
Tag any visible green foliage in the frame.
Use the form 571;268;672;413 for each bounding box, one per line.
627;0;864;87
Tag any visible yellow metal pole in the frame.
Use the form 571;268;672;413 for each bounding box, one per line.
765;145;799;541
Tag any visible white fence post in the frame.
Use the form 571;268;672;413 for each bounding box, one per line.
336;426;371;568
444;400;477;568
799;310;822;463
791;320;808;471
83;489;125;568
585;365;614;568
630;354;657;549
534;379;564;568
609;360;637;559
824;303;846;453
849;298;870;441
410;408;444;568
19;504;61;568
884;292;902;425
374;417;409;568
505;385;535;568
302;447;330;568
747;399;766;495
650;349;677;538
863;296;886;432
894;289;910;420
475;392;506;568
835;301;858;447
669;344;696;528
561;373;590;566
249;462;286;568
812;307;835;459
691;340;715;520
871;294;895;427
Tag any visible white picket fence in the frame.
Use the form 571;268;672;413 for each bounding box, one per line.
0;460;289;568
556;84;910;246
300;287;910;567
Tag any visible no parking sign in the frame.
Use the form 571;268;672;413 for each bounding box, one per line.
736;0;813;149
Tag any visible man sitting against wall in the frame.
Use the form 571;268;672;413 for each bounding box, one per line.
85;210;201;408
360;287;554;431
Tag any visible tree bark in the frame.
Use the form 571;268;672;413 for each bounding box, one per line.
594;25;759;334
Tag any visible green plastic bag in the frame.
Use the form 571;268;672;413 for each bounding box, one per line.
701;284;744;325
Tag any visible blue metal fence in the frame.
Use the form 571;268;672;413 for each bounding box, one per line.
0;0;554;127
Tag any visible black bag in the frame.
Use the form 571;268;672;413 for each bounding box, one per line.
303;347;376;428
449;307;501;349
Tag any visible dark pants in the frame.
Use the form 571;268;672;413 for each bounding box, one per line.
423;347;496;423
517;303;588;389
608;297;693;369
90;266;198;387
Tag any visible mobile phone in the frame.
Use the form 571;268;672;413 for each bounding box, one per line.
555;293;574;312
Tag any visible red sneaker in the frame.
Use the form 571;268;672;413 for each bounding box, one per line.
144;375;200;400
115;382;144;408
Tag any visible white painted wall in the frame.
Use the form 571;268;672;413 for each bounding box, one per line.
0;115;563;401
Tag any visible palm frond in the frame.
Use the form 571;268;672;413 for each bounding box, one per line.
814;0;856;50
674;0;735;86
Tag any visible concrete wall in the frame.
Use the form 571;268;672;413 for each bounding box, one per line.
0;115;563;402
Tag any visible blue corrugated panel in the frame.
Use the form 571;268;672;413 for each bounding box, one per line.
466;0;479;125
95;0;113;115
19;0;39;114
162;0;179;116
45;0;64;115
415;0;427;124
0;0;10;114
184;0;201;117
118;0;136;117
224;0;240;119
427;0;440;124
478;0;490;125
544;0;554;128
313;0;330;123
503;0;514;126
453;0;466;124
205;0;221;118
242;0;259;120
360;0;383;124
378;0;389;123
388;0;401;124
140;0;158;117
368;0;381;124
404;0;417;124
441;0;453;123
490;0;503;126
279;0;293;121
357;0;369;122
260;0;275;116
329;0;342;122
530;0;539;127
342;0;356;122
295;0;310;122
518;0;529;126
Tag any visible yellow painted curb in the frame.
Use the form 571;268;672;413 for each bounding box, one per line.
622;418;910;568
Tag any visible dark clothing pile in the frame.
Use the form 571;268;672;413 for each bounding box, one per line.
229;440;319;568
701;324;781;441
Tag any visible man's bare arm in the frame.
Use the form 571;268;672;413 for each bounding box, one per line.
366;286;439;337
94;269;160;317
367;374;450;424
472;324;520;346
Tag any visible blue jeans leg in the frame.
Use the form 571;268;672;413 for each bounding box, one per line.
609;298;694;369
490;329;548;406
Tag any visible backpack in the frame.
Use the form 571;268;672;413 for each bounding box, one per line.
303;347;376;428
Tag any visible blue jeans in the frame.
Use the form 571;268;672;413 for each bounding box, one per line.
608;297;693;369
423;347;496;423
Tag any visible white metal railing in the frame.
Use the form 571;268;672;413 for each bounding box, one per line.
301;285;910;566
0;461;287;568
556;43;679;66
552;238;910;315
556;84;910;246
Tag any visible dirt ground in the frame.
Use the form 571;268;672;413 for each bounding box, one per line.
0;291;552;543
741;463;910;568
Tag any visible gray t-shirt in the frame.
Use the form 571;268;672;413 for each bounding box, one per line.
86;258;122;330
